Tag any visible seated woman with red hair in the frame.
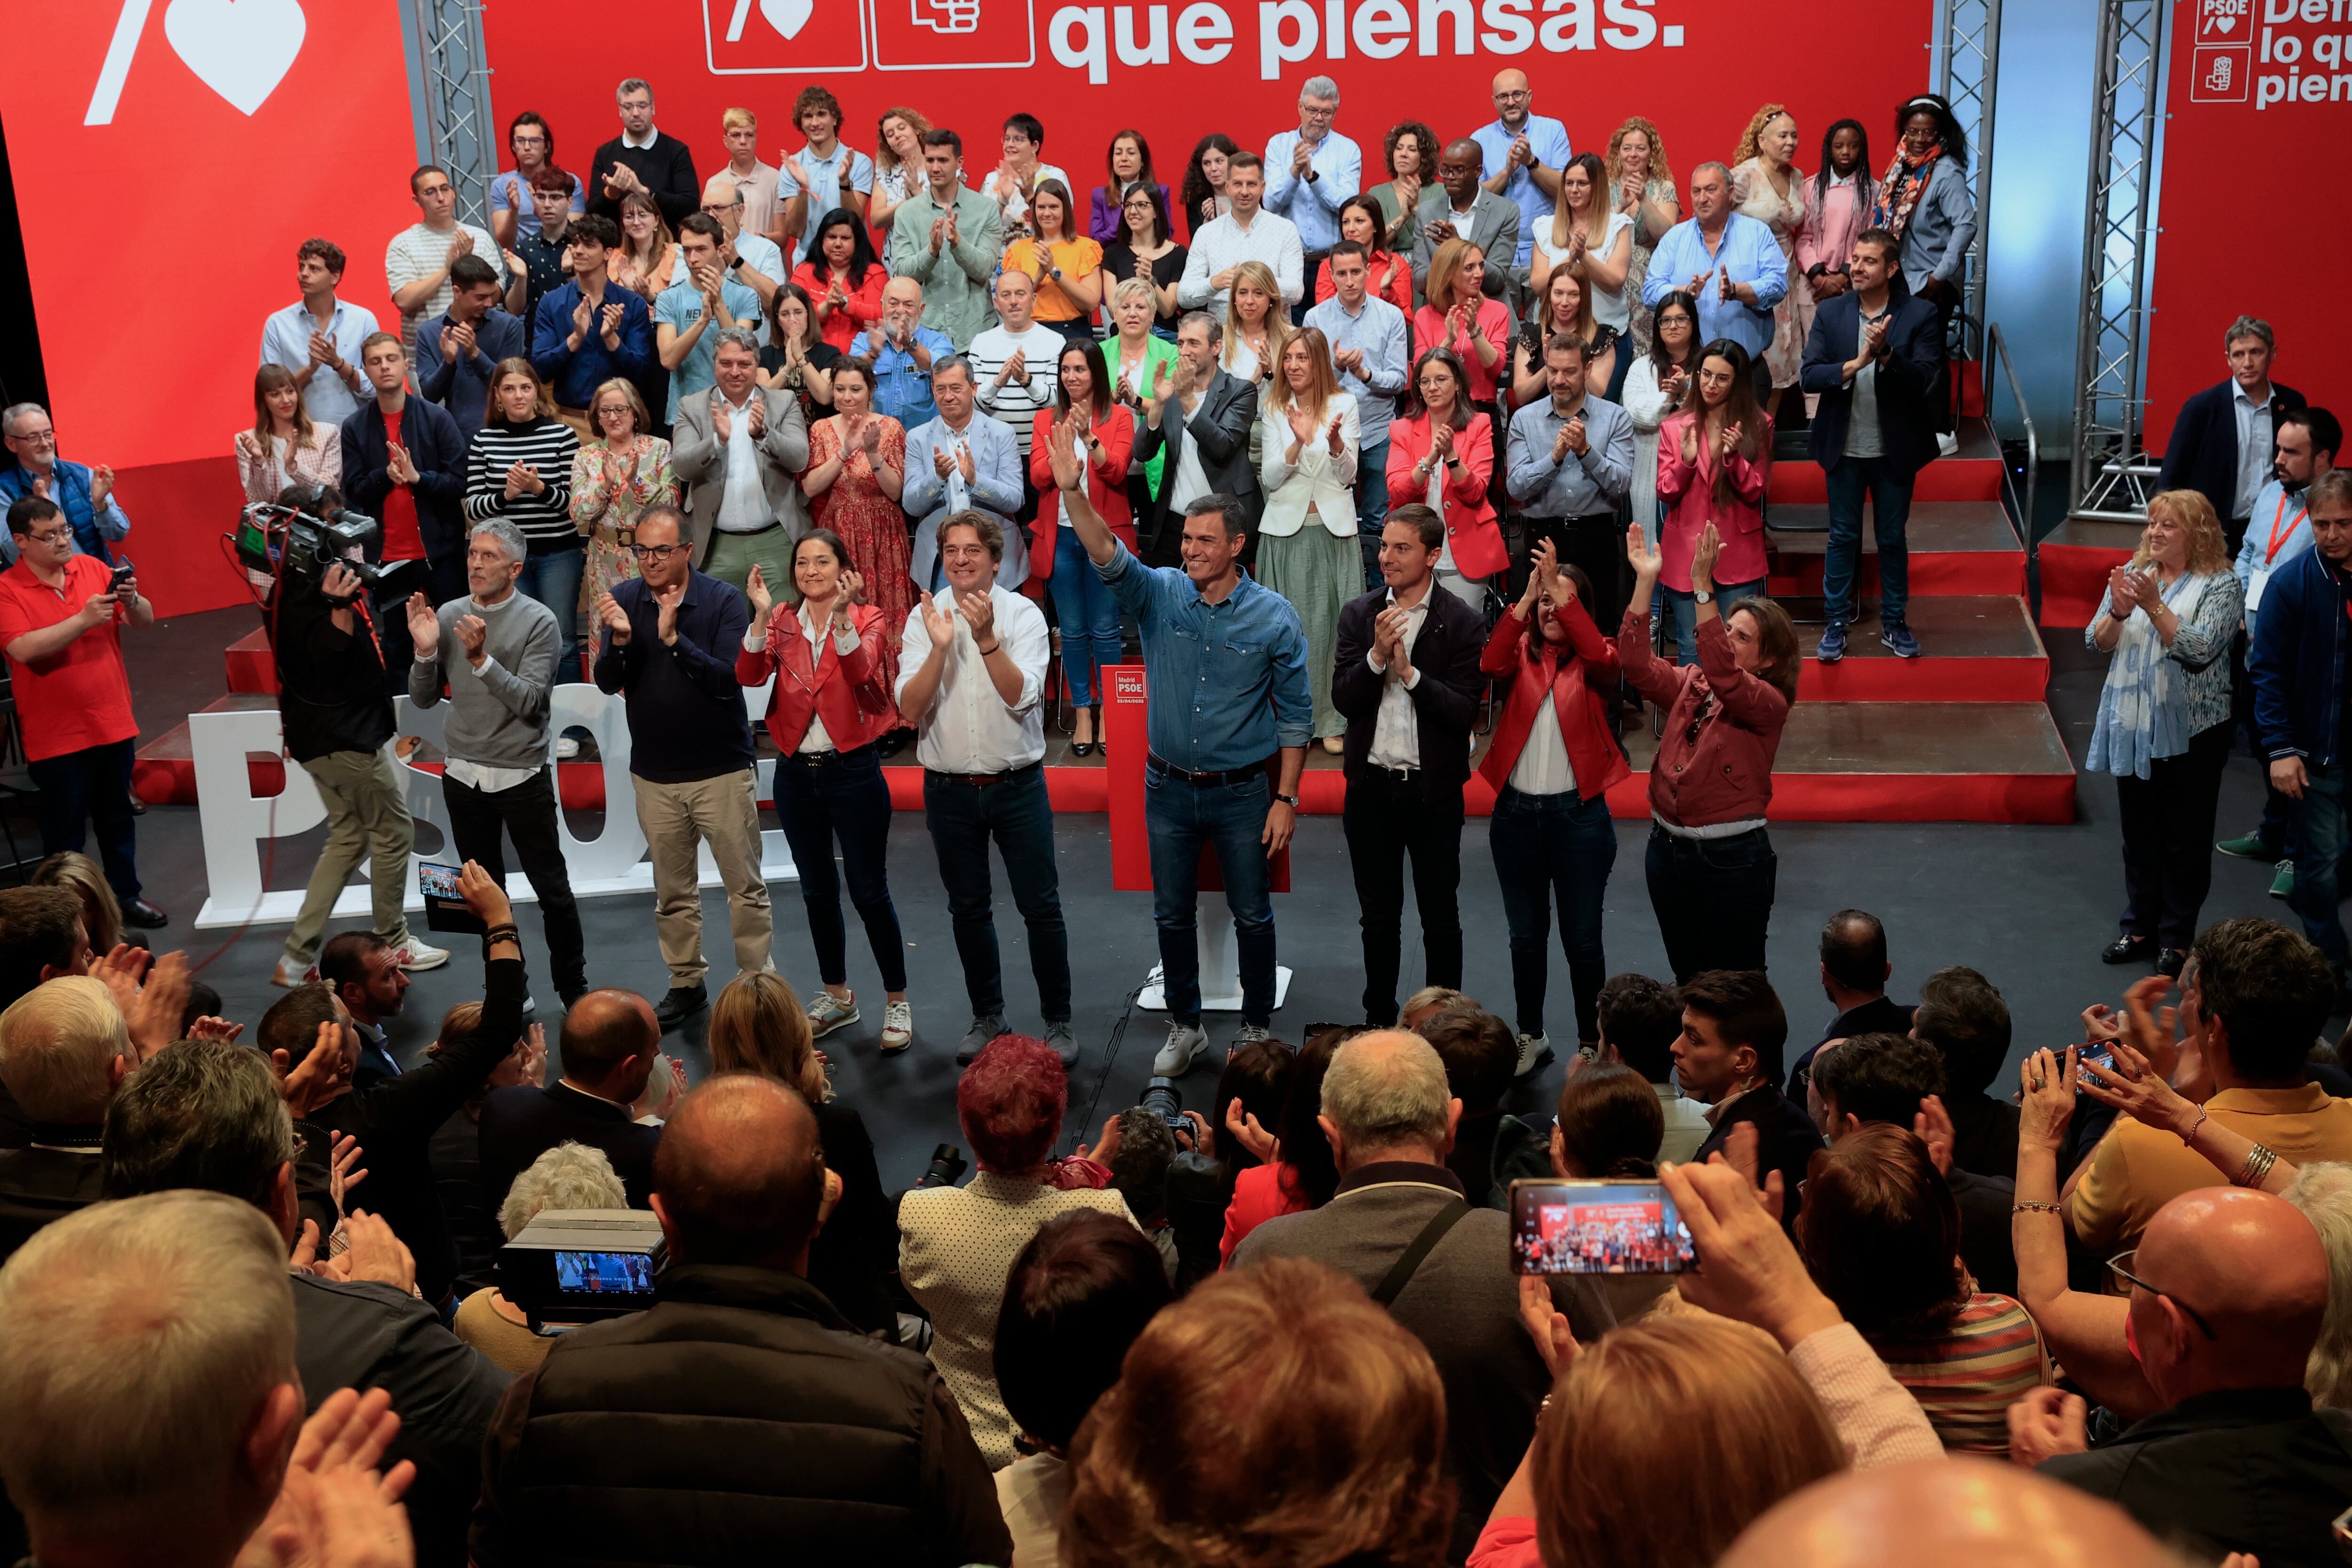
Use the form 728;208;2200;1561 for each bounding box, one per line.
897;1035;1139;1470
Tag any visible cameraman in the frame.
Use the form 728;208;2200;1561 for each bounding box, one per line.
0;496;165;929
268;486;445;987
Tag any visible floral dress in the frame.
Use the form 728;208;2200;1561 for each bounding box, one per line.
567;435;675;607
1621;176;1678;355
808;415;914;690
1731;159;1812;390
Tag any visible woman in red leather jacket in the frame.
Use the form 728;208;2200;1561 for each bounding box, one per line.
1618;518;1800;984
739;531;914;1052
1478;537;1631;1066
1030;338;1136;755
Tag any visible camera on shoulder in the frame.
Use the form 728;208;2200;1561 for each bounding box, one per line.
236;485;387;607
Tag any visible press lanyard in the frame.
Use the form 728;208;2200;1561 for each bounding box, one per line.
2266;491;2308;565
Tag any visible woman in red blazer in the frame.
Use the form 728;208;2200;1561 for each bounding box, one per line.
1385;346;1508;596
738;531;913;1050
1029;337;1136;754
1478;538;1631;1061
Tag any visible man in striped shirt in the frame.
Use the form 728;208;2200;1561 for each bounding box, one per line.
967;270;1060;473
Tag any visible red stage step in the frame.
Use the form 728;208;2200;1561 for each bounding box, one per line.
2037;517;2142;628
226;629;277;694
1764;502;2026;598
1780;595;2047;703
1765;423;2007;504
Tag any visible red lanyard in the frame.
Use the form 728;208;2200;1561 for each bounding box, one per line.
2266;491;2308;565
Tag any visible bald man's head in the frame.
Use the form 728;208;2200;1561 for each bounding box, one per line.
2132;1186;2328;1401
652;1075;826;1270
1720;1458;2181;1568
559;989;659;1098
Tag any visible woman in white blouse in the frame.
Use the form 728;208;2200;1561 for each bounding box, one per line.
1531;151;1634;344
1617;291;1700;532
1258;328;1360;753
236;364;341;504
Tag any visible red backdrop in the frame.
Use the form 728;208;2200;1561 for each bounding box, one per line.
2145;0;2352;453
2;0;422;616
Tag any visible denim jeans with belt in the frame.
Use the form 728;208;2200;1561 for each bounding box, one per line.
1144;762;1276;1027
1488;785;1617;1044
1644;823;1776;982
922;765;1071;1022
776;744;907;991
1821;455;1916;628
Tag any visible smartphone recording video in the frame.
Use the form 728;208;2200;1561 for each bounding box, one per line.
417;861;464;900
1509;1179;1695;1275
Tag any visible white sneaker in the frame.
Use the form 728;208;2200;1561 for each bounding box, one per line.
271;954;318;989
555;737;581;760
1234;1023;1274;1047
806;990;860;1038
1514;1032;1556;1080
1154;1022;1209;1076
389;937;449;972
880;1000;914;1054
1937;431;1960;456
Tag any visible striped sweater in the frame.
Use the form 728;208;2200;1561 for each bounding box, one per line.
1866;1292;2047;1457
966;323;1063;456
462;416;580;548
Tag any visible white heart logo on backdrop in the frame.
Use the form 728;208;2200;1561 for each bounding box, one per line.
762;0;814;39
164;0;306;116
2210;12;2236;31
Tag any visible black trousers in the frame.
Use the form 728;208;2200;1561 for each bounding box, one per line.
1645;824;1776;983
29;737;140;898
1341;766;1465;1025
2114;719;2233;949
443;767;587;992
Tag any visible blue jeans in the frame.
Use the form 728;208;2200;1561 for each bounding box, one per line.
1821;455;1916;626
1658;578;1765;663
1356;435;1392;592
922;765;1071;1020
1645;824;1776;983
1489;786;1617;1044
1049;533;1123;708
2292;762;2352;971
29;738;140;898
776;745;906;990
1145;762;1276;1027
516;543;587;669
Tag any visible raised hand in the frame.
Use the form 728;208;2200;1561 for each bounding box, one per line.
1286;405;1319;449
1717;420;1743;462
653;580;683;645
918;592;955;646
454;613;489;664
404;592;439;657
1326;413;1346;455
956;588;997;645
1045;414;1084;491
932;443;956;478
595;589;632;645
1691;521;1724;589
835;568;866;616
956;442;976;483
1626;520;1663;580
748;396;767;438
861;417;884;456
711;396;733;443
458;857;514;929
745;564;773;621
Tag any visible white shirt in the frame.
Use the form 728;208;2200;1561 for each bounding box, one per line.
1508;692;1577;796
1365;587;1430;769
979;161;1071;240
1176;208;1305;312
895;583;1049;773
2232;381;2275;522
730;233;786;343
621;126;659;151
259;299;380;425
1533;210;1637;331
715;391;770;533
743;616;862;753
1169;391;1214;510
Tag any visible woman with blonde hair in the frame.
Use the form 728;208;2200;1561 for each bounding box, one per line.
567;377;675;612
31;851;124;955
1606;117;1681;353
1414;239;1512;410
1531;152;1633;355
1729;104;1812;417
1259;327;1360;752
236;364;340;503
1219;259;1290;389
2086;487;2242;971
866;105;933;238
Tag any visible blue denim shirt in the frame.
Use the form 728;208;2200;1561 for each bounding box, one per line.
1097;543;1312;770
1639;214;1788;362
866;326;959;430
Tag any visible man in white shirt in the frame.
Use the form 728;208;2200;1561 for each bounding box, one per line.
1329;505;1486;1026
968;271;1062;464
778;85;874;264
669;327;808;601
1263;76;1359;322
717;107;784;250
895;512;1073;1067
1177;153;1304;314
260;238;377;425
385;165;506;358
697;175;784;325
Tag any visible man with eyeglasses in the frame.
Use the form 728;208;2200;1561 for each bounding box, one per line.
671;328;808;604
0;497;165;929
587;78;699;228
592;506;770;1032
1471;70;1571;277
697;175;784;324
1262;77;1359;325
2018;1186;2348;1568
0;404;129;568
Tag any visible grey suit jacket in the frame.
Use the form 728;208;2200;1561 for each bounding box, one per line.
1131;369;1262;560
1232;1168;1614;1564
1411;190;1524;306
668;384;810;568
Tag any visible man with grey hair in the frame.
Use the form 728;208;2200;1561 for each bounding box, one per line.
905;354;1026;590
1640;160;1788;391
588;77;698;227
696;173;784;318
0;401;130;566
671;323;809;600
1263;76;1359;324
2160;313;2307;557
406;519;583;1006
0;976;126;1260
1233;1029;1613;1560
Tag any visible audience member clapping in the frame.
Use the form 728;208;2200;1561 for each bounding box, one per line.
992;1208;1174;1565
453;1141;627;1375
1219;1027;1337;1262
899;1035;1136;1468
1065;1256;1453;1568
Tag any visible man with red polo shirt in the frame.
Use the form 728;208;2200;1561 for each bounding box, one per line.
0;497;165;927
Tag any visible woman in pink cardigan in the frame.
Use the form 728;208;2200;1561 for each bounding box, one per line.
1795;119;1882;309
1655;338;1773;662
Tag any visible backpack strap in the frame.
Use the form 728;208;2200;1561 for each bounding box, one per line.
1371;1197;1472;1308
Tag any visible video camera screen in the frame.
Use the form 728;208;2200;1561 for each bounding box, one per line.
1509;1180;1695;1275
553;1250;655;1295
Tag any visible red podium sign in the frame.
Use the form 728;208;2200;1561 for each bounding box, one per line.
1103;662;1291;895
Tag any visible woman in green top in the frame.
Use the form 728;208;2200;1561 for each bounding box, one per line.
1102;275;1182;524
1367;119;1439;269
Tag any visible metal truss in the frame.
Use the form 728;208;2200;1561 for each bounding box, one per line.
401;0;497;228
1935;0;2001;363
2069;0;2167;521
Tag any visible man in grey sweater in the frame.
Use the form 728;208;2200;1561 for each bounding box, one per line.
406;518;586;1004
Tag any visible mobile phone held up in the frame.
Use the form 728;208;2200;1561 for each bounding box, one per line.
1509;1179;1696;1276
419;861;486;936
108;557;135;592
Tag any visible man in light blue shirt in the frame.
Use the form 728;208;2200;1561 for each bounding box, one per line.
1305;242;1411;589
777;86;875;263
259;238;379;425
904;358;1028;592
855;277;957;431
1263;75;1360;314
1506;334;1638;627
653;215;763;422
1640;163;1787;385
1470;68;1571;272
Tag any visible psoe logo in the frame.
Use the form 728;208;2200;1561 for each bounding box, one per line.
86;0;308;125
2198;0;2252;36
2192;43;2251;102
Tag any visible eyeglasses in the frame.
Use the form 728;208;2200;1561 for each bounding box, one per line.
8;428;56;446
2106;1250;2218;1340
628;543;686;561
22;527;72;546
699;203;740;217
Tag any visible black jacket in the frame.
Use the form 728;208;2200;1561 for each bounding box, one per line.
340;395;470;566
1693;1082;1824;1231
807;1098;898;1338
1946;1164;2017;1298
2157;377;2307;525
1947;1091;2022;1183
270;587;397;763
2041;1386;2352;1568
293;1273;511;1568
585;133;700;227
469;1263;1010;1568
1332;582;1486;796
1798;291;1945;479
0;1131;102;1265
1788;995;1915;1098
478;1079;661;1216
313;958;527;1304
1131;370;1261;564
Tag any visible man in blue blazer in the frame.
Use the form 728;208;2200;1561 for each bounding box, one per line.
1798;229;1944;662
2159;316;2305;557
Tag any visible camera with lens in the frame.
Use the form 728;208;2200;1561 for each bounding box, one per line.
1141;1075;1186;1132
498;1209;666;1330
915;1142;969;1189
235;486;385;604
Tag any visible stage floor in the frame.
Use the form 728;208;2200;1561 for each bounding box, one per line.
82;604;2302;1186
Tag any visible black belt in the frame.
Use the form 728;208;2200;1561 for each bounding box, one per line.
1522;514;1621;528
786;741;873;769
926;759;1041;787
1366;763;1420;783
1148;755;1259;787
715;520;784;538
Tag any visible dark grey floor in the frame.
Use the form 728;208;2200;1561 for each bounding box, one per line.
78;592;2297;1189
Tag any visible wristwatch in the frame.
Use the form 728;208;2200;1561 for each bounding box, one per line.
1692;589;1714;605
1274;792;1301;808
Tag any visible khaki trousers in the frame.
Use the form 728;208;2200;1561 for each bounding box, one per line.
702;525;800;607
285;748;414;964
632;767;772;987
